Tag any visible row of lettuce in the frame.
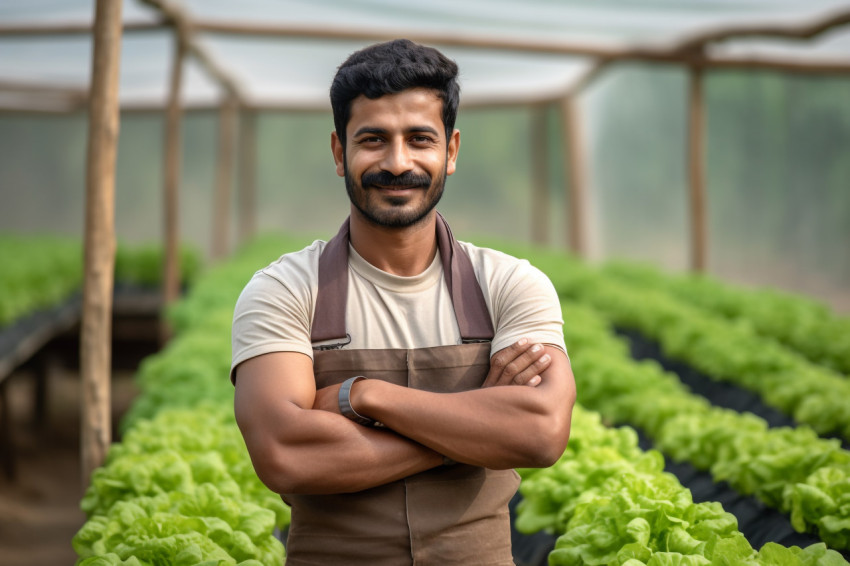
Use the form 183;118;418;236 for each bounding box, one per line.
73;234;849;564
74;236;308;566
539;300;850;551
489;243;850;444
0;235;202;328
601;261;850;376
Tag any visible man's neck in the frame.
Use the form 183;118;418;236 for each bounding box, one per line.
348;209;438;277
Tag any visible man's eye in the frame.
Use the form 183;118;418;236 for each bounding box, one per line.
411;136;434;144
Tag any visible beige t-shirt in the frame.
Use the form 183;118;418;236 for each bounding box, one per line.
231;239;566;379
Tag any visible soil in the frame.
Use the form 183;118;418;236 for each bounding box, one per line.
0;366;139;566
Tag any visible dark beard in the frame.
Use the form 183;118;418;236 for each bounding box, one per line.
344;164;446;228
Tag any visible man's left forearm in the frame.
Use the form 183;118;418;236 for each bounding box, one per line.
352;346;575;469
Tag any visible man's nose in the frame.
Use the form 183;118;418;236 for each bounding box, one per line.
380;141;413;176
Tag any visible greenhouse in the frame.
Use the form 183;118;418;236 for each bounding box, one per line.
1;0;850;564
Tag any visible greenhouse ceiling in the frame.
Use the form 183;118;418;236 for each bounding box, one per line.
1;0;850;112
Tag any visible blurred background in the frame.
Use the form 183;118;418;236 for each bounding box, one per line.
2;0;849;312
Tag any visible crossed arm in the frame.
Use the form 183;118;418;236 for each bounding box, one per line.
234;340;576;495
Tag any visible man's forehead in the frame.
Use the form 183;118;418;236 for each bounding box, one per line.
348;88;443;127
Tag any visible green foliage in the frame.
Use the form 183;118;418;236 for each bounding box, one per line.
74;403;289;565
551;264;850;441
115;243;203;288
75;235;314;565
0;235;203;328
603;261;850;375
517;407;805;566
550;296;850;550
0;234;81;326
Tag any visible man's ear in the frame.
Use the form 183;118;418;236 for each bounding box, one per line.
331;131;345;177
446;129;460;176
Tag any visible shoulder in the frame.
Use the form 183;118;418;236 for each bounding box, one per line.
236;240;324;296
458;241;565;355
255;240;326;290
458;241;550;290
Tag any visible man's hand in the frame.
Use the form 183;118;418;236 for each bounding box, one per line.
482;338;551;388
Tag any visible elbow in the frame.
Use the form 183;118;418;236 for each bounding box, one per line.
525;420;569;468
523;396;575;468
253;452;312;495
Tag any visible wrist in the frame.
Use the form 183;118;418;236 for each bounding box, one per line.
339;376;383;427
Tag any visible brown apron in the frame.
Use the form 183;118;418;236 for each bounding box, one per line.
284;213;519;565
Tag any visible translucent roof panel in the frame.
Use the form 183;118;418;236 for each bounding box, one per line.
1;0;849;111
711;26;850;63
0;0;158;25
0;31;221;109
180;0;850;46
201;35;594;108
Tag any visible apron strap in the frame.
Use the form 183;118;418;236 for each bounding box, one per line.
310;213;495;346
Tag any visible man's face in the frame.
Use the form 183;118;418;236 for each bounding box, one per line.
331;88;460;228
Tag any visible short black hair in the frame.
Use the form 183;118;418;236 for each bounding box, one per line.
330;39;460;147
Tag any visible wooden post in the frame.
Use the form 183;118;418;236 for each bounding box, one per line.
161;34;185;335
688;66;708;272
238;108;258;245
530;104;550;245
212;96;237;259
561;95;588;257
81;0;123;485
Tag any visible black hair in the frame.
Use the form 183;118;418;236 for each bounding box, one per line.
330;39;460;147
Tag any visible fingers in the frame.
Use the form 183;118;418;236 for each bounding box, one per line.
483;338;531;387
482;339;551;388
510;346;551;387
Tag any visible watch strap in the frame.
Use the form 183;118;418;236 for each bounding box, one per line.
339;376;376;426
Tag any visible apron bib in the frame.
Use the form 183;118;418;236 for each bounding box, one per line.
284;214;518;566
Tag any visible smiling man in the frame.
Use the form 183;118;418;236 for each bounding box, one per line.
230;39;576;565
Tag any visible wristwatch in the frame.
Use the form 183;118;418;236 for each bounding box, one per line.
339;376;379;427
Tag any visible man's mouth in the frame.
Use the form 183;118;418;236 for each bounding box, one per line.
373;184;419;191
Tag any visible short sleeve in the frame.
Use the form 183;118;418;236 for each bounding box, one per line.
491;261;566;356
230;270;314;384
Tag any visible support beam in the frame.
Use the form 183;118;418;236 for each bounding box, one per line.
687;66;708;272
162;35;185;330
0;20;163;36
212;96;238;259
560;95;588;257
530;104;550;245
237;108;258;245
674;8;850;53
139;0;244;101
80;0;123;486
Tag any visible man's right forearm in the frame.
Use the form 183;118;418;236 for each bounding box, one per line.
235;352;445;495
239;401;443;495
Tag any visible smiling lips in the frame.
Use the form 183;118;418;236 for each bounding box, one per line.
372;184;422;191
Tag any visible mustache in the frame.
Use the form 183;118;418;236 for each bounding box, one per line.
361;170;432;188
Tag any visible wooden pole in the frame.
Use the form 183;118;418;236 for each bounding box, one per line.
212;96;237;259
238;108;258;245
162;34;185;332
688;66;708;272
530;104;550;245
80;0;123;486
561;95;588;257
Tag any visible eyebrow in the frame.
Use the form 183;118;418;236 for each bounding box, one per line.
352;125;441;138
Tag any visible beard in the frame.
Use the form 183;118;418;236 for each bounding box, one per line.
344;163;446;228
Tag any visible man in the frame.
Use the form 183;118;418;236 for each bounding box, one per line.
231;39;576;565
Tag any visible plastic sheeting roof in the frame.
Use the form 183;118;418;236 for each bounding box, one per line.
1;0;850;111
